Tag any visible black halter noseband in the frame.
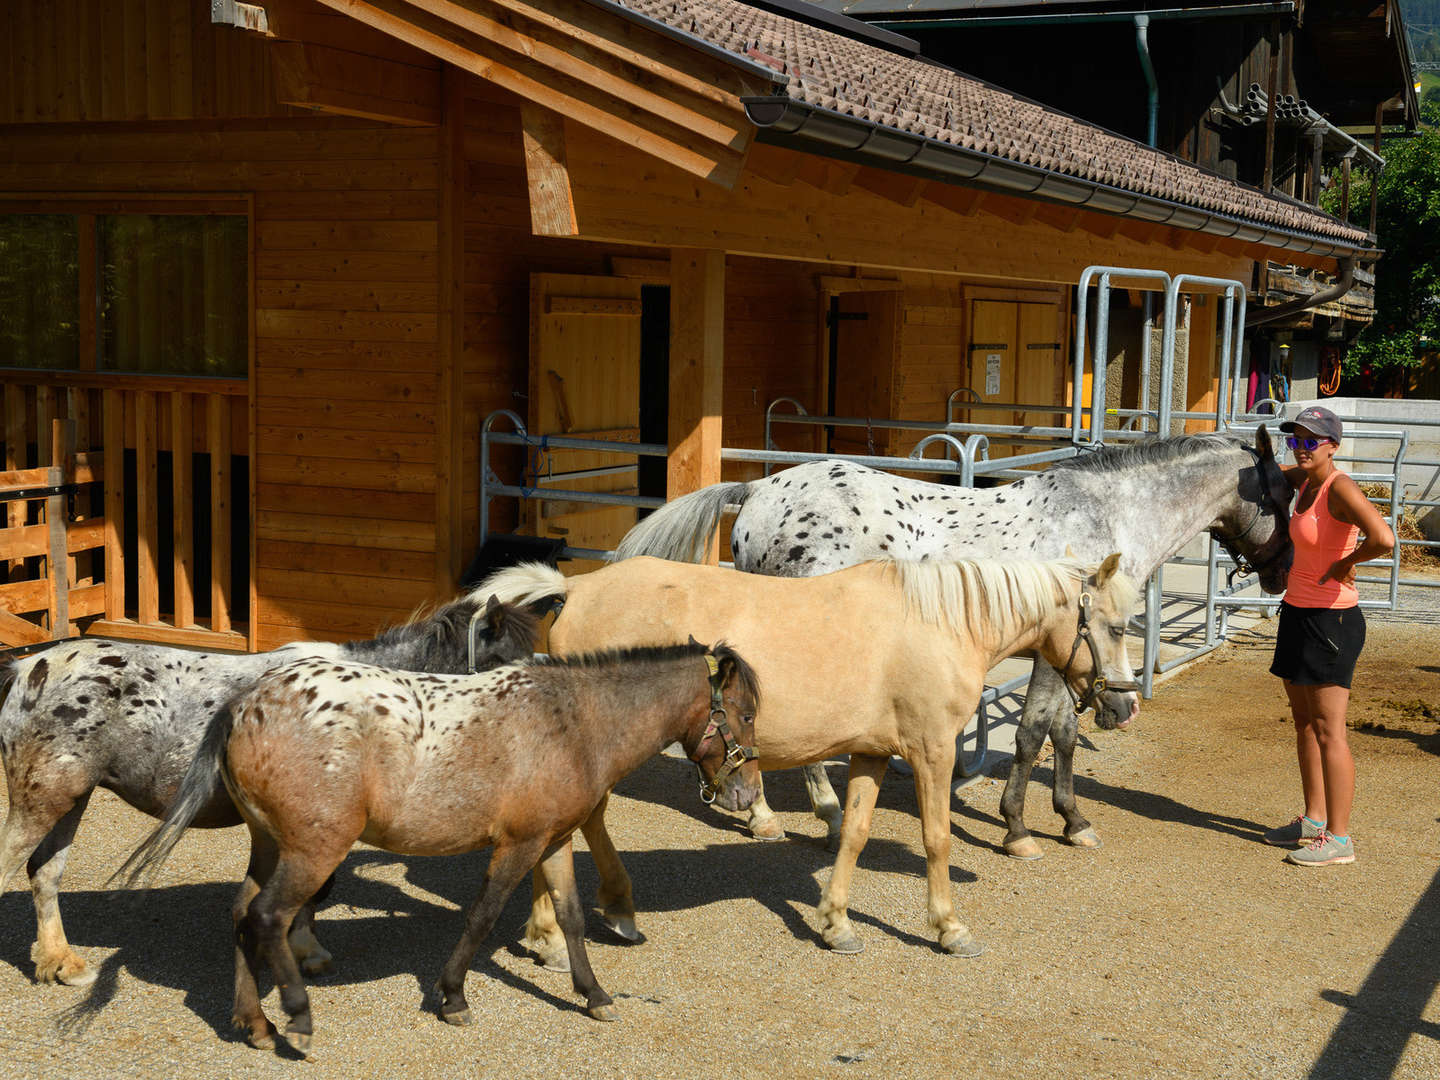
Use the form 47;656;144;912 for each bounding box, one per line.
1210;447;1288;588
694;652;757;804
1061;590;1141;715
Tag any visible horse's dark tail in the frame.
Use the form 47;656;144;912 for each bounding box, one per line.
111;702;239;889
612;481;753;563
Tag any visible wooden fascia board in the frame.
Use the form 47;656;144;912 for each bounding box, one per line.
311;0;750;186
269;40;441;125
263;0;442;67
852;167;927;208
522;106;579;236
561;124;1253;285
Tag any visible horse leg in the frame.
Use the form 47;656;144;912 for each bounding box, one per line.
911;751;982;957
580;794;638;943
436;839;547;1026
1050;709;1100;848
537;840;617;1021
814;754;888;954
26;792;95;986
287;871;336;977
232;826;280;1050
745;776;785;841
802;763;844;852
1000;660;1066;860
522;873;568;973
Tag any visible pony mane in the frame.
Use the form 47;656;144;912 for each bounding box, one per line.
362;588;539;661
889;557;1127;638
1051;432;1247;475
535;640;761;713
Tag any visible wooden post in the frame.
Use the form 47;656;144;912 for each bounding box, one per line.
667;249;725;562
45;419;74;636
102;389;124;619
1262;20;1279;193
1369;103;1383;236
209;395;231;634
172;393;194;628
1340;154;1352;221
435;66;466;596
135;390;159;625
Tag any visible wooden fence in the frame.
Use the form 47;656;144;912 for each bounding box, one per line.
0;374;250;651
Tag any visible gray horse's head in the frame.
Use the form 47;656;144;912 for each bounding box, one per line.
1212;427;1292;595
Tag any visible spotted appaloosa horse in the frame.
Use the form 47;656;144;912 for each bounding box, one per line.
0;592;536;988
482;551;1139;960
614;429;1293;858
121;642;762;1054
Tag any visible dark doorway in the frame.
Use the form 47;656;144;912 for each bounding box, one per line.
637;284;670;510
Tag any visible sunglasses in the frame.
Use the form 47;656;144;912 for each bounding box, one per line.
1285;436;1331;451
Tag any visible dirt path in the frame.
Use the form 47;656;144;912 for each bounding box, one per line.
2;606;1438;1080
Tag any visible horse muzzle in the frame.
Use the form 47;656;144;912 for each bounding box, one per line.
1094;688;1141;731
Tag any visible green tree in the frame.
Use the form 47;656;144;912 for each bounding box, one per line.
1321;101;1440;377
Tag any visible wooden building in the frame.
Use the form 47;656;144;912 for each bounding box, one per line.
0;0;1377;650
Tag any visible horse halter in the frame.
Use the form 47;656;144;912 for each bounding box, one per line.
1211;449;1287;588
694;652;757;804
1060;591;1141;716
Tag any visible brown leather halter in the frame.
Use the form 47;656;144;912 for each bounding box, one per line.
1060;590;1141;715
694;652;757;804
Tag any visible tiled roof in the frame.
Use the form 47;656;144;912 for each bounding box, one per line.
610;0;1373;249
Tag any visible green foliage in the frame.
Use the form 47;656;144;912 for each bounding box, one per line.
1319;98;1440;376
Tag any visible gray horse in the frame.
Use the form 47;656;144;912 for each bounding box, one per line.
614;429;1293;858
0;592;536;987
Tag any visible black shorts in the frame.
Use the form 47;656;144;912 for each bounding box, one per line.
1270;602;1366;688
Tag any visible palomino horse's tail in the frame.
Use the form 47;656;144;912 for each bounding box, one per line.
478;561;570;611
612;481;753;564
112;702;239;889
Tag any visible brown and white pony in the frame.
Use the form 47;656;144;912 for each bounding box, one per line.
482;553;1139;961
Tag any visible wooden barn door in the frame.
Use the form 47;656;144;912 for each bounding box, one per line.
967;298;1065;458
526;273;644;567
829;289;901;457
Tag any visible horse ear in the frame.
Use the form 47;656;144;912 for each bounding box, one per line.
1255;425;1274;459
1064;544;1077;559
485;594;506;633
1095;552;1123;587
687;634;703;649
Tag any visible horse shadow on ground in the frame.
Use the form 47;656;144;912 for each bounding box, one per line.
0;758;967;1043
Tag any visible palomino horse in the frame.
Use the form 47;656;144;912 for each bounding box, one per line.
0;591;536;988
613;429;1292;858
120;642;761;1053
482;553;1139;960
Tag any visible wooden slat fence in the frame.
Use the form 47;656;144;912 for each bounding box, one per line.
0;374;248;650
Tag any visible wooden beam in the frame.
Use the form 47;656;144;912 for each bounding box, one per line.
102;390;124;620
1115;218;1161;245
923;184;986;217
436;67;465;594
263;0;442;67
1077;211;1121;239
1032;204;1081;233
609;256;670;281
816;161;860;197
667;249;725;556
0;609;50;648
852;167;928;208
311;0;749;185
744;142;803;188
521;105;578;236
268;40;441;125
980;193;1038;227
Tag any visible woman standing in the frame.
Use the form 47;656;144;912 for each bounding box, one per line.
1264;406;1395;866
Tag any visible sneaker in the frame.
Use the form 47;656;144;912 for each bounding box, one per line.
1263;815;1325;847
1286;831;1355;867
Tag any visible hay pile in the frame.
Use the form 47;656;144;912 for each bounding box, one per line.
1360;482;1439;567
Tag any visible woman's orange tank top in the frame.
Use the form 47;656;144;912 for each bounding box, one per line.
1286;470;1359;609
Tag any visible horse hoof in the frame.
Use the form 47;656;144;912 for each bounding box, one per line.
1066;827;1103;849
541;954;571;974
300;953;332;977
750;818;784;841
1004;836;1044;861
939;930;985;957
282;1028;312;1056
55;960;97;988
237;1019;277;1051
823;929;864;955
441;1007;473;1027
588;1003;620;1022
824;830;842;854
601;914;642;943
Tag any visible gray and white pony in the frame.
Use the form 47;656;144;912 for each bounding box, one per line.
0;592;536;987
614;429;1293;859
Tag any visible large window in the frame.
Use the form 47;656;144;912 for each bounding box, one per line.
0;203;248;377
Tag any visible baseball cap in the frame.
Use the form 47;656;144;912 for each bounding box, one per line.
1280;405;1342;444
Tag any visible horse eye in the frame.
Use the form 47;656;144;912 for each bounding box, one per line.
1109;626;1125;640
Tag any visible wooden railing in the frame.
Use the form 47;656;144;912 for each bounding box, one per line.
0;373;250;651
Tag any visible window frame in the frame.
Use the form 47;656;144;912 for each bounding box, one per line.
0;193;254;387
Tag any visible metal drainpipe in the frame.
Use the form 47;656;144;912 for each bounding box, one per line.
1134;15;1158;148
1246;256;1356;327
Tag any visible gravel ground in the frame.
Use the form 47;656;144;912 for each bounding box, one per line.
2;607;1438;1080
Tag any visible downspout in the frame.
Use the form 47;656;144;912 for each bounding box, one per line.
1134;15;1158;148
1246;256;1356;327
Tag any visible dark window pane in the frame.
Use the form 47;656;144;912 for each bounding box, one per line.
100;215;247;377
0;215;80;370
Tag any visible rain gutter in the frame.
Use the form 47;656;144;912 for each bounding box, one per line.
871;3;1295;30
1246;256;1356;326
741;96;1379;259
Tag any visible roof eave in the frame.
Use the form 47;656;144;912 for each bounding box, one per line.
742;95;1380;260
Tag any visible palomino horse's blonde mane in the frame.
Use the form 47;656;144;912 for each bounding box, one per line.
889;557;1137;640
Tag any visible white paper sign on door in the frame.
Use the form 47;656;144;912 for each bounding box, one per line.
985;353;1002;397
